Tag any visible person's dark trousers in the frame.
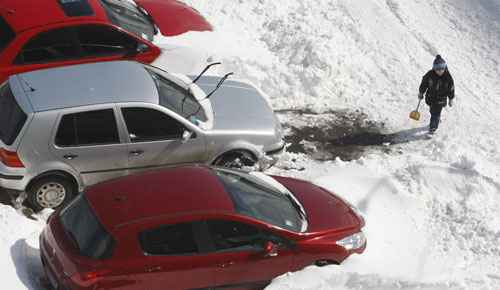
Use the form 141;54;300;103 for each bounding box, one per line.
429;104;444;132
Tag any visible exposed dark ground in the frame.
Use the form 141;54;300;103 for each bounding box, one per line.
276;109;429;161
0;187;11;206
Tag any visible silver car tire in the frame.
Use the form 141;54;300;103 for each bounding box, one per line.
27;177;75;212
213;150;257;169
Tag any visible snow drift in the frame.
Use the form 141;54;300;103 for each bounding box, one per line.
1;0;499;289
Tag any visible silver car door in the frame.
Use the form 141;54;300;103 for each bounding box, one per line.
51;107;129;187
119;106;207;174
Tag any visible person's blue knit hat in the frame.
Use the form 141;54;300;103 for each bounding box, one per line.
433;55;447;70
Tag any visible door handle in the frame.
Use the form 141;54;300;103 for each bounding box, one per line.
129;150;144;156
219;261;235;268
146;266;162;273
63;154;78;160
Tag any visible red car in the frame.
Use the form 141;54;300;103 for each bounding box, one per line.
0;0;212;83
40;166;366;290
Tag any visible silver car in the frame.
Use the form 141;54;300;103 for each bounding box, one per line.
0;61;284;210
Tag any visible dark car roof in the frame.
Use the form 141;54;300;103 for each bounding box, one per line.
85;166;235;230
1;0;108;33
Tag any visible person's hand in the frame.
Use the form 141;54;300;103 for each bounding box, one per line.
418;92;424;100
449;99;454;107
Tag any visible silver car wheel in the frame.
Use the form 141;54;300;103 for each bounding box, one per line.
35;182;66;208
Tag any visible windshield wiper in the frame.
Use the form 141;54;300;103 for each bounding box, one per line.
186;72;234;120
181;62;221;115
192;62;221;84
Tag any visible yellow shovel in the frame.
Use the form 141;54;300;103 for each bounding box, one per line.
409;99;422;121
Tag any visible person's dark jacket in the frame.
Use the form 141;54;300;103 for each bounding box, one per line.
419;69;455;106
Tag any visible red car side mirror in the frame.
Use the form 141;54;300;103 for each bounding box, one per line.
264;241;278;257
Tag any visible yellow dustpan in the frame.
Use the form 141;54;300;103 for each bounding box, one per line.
409;99;422;121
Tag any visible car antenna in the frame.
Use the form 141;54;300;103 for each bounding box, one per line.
18;76;36;92
192;62;221;84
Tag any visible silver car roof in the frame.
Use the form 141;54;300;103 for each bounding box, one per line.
11;61;159;112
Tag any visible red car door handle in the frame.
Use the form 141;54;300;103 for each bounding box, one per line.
146;266;162;273
219;261;235;268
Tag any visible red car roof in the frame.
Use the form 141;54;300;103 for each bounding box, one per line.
1;0;108;33
85;165;235;229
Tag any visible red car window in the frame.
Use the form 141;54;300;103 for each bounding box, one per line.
207;220;264;252
58;0;94;17
76;25;138;57
15;25;139;65
139;222;199;256
0;15;15;53
14;27;80;65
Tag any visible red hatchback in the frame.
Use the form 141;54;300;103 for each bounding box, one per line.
40;166;366;290
0;0;212;83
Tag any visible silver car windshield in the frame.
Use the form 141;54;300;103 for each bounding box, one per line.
214;169;307;233
145;68;208;122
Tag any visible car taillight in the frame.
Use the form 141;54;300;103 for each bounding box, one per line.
70;269;110;287
0;148;24;168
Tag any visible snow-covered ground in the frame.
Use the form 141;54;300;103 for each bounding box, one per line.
1;0;500;289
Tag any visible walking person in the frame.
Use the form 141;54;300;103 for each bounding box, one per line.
418;55;455;135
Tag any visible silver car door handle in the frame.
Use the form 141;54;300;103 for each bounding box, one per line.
63;154;78;160
129;150;144;156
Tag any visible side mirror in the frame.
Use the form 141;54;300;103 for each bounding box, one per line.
181;130;193;143
263;241;278;257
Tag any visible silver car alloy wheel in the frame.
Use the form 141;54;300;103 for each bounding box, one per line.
35;182;66;208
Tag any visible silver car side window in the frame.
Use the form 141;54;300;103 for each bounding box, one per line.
55;109;120;147
121;107;187;143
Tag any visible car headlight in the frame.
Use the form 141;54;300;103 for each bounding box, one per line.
336;232;366;250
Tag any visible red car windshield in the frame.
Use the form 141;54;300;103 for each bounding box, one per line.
99;0;155;41
0;16;15;53
215;169;307;233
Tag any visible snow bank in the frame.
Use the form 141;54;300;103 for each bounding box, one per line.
0;204;46;290
268;155;500;289
0;0;499;289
